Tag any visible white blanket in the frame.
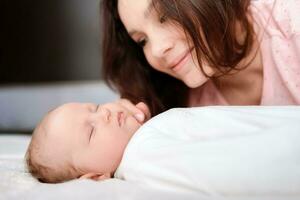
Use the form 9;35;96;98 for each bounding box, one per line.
115;106;300;197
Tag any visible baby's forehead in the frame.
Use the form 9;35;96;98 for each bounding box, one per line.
47;103;80;121
40;108;70;138
40;111;72;149
41;102;98;139
43;103;90;135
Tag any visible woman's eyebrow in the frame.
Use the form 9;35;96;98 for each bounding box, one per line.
144;2;155;18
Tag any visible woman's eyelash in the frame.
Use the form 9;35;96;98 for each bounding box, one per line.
137;39;147;47
135;14;167;48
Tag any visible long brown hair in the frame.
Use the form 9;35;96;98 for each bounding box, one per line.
101;0;254;116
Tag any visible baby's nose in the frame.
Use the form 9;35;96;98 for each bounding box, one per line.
99;107;111;122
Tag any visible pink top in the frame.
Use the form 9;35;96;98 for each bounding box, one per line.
189;0;300;106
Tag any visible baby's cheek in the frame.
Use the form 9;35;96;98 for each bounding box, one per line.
101;142;126;171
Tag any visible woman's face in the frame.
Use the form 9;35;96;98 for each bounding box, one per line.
118;0;215;88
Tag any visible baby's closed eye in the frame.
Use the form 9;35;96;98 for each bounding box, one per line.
89;127;94;143
87;122;95;143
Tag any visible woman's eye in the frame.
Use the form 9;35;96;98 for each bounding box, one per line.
137;38;147;47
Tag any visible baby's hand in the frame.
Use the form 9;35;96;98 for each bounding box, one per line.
114;99;151;123
135;102;151;122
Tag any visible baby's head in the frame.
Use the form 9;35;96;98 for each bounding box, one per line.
25;102;142;183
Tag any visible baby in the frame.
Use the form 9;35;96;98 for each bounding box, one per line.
25;101;150;183
26;104;300;195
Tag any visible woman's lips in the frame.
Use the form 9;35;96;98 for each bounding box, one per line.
170;48;193;72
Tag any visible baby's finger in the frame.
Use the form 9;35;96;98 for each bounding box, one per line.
115;99;145;122
135;102;151;121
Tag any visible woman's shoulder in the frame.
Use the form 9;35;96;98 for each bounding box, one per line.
250;0;300;38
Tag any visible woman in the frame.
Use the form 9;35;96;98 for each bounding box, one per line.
101;0;300;118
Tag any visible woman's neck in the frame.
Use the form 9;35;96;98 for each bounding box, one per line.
215;28;263;105
189;14;264;106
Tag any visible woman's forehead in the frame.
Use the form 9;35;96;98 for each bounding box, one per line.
118;0;158;35
118;0;152;21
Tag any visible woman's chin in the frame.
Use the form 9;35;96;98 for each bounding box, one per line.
184;76;209;88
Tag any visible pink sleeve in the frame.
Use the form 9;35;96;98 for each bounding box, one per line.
273;0;300;102
272;0;300;37
251;0;300;104
287;35;300;102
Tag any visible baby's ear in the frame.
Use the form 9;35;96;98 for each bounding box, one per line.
79;173;111;181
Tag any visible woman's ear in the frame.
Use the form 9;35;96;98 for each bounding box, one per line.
79;173;111;181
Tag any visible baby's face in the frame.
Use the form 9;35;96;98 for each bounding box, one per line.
42;102;142;179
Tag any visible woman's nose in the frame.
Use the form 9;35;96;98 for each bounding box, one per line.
150;31;174;58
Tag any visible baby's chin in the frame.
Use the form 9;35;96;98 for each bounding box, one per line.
132;122;142;135
123;115;142;138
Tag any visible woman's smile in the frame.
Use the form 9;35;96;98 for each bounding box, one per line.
170;47;194;73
